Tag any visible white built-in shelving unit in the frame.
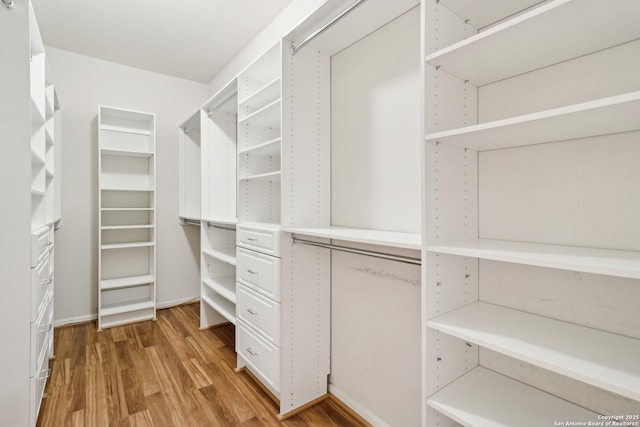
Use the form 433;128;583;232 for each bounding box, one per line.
1;1;60;425
423;0;640;424
199;81;239;328
98;106;156;330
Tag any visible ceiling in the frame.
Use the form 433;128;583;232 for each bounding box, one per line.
31;0;296;83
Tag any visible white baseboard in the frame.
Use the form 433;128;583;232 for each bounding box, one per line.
54;313;97;328
329;384;390;427
53;297;200;328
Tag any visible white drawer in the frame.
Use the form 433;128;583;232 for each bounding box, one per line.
237;284;281;346
30;353;51;427
237;248;281;302
237;320;281;393
237;224;281;257
31;226;53;268
31;294;53;377
31;253;53;322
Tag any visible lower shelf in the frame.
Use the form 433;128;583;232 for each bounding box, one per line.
100;275;154;290
101;299;154;317
202;276;236;304
427;367;599;426
201;294;235;325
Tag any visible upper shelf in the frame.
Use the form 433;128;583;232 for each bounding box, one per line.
285;226;422;250
237;99;280;128
425;0;640;86
427;302;640;401
100;124;152;136
427;238;640;280
427;367;599;426
424;91;640;151
101;148;154;158
238;77;280;113
238;137;281;157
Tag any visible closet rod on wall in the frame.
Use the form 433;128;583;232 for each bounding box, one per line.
207;223;236;232
292;236;422;265
290;0;368;54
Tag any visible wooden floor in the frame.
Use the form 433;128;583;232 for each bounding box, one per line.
38;303;368;427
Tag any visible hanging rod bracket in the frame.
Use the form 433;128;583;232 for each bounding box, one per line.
2;0;14;9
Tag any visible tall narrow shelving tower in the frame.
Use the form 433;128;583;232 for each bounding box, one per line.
98;106;156;330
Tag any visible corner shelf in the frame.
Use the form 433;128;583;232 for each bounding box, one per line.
286;226;422;250
425;0;640;86
427;367;599;427
424;91;640;151
427;238;640;280
427;302;640;401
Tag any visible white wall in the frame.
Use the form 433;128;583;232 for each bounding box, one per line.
208;0;327;95
47;47;207;324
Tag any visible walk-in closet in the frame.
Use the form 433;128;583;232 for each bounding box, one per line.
2;0;638;426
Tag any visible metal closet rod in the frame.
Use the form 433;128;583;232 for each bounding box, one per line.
207;223;236;232
290;0;368;55
292;236;421;265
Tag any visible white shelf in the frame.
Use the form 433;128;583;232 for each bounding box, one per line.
31;149;45;165
427;238;640;280
31;97;45;125
101;242;154;250
425;0;640;86
31;189;45;197
201;294;236;325
427;367;599;426
101;187;154;192
238;77;281;112
100;124;152;136
203;276;236;304
237;99;280;127
100;299;155;317
202;247;236;266
101;148;154;158
101;225;154;230
238;171;281;182
427;302;640;401
424;91;640;151
101;207;154;211
100;275;154;291
238;137;281;156
285;226;422;250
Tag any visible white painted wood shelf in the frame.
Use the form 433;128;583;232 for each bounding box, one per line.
424;91;640;151
427;367;599;427
101;225;154;230
101;187;154;192
99;124;152;136
239;171;282;182
238;137;281;156
202;247;237;266
425;0;640;86
427;238;640;280
201;294;236;325
100;300;154;317
100;275;154;291
101;207;154;211
427;302;640;401
286;226;422;250
238;77;280;112
237;99;281;127
202;217;238;226
101;148;154;158
202;276;236;304
101;242;154;250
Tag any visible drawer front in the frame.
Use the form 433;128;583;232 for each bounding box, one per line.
237;284;281;346
31;253;53;322
237;320;281;392
31;295;53;377
237;248;281;302
30;355;51;427
237;225;281;257
31;226;53;268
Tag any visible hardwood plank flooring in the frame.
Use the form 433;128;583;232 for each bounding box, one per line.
38;303;369;427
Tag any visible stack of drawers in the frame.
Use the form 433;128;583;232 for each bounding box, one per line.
30;225;54;425
235;224;282;397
